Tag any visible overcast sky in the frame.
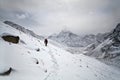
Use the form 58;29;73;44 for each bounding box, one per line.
0;0;120;36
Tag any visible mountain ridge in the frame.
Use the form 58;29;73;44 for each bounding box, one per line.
4;21;44;39
49;30;97;47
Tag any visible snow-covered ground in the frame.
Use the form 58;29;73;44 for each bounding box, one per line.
0;21;120;80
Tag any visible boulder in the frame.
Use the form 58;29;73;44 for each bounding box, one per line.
0;67;13;76
2;35;19;44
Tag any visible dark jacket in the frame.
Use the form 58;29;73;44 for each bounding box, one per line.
44;39;48;46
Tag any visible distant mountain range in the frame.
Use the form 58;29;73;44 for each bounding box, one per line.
49;23;120;68
49;30;97;47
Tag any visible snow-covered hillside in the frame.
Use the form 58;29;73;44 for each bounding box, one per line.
0;21;120;80
84;23;120;68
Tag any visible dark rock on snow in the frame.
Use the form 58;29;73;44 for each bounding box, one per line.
0;67;13;76
2;35;19;44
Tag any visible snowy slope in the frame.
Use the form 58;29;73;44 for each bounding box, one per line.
0;21;120;80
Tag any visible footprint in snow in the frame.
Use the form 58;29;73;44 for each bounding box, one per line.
86;65;89;68
32;58;39;64
79;59;82;61
27;51;31;54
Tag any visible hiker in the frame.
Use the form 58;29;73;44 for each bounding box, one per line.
44;38;48;46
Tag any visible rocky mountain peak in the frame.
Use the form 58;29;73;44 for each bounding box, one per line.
58;30;78;37
110;23;120;43
113;23;120;33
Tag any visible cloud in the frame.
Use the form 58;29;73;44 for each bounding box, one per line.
0;0;120;36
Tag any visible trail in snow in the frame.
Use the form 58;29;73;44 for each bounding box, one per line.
43;47;59;80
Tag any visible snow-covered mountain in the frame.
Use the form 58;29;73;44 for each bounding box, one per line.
48;30;109;54
85;32;110;52
0;21;120;80
4;21;44;39
49;30;96;47
84;23;120;68
48;23;120;68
